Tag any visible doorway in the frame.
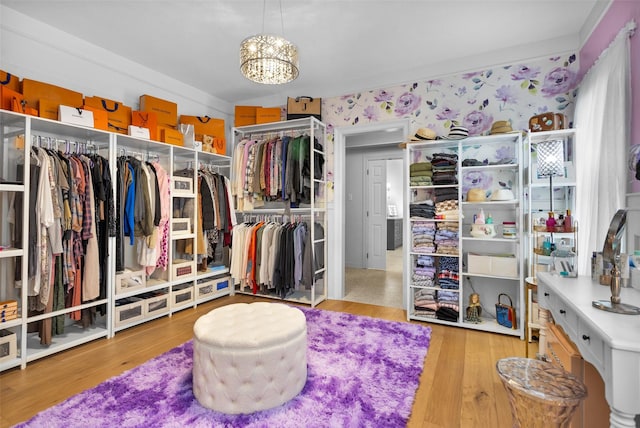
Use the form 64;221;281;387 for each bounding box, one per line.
336;120;409;309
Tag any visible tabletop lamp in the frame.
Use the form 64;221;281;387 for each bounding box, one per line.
536;139;565;213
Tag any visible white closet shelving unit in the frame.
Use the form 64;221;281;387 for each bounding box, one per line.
112;134;232;333
0;109;233;370
1;110;111;371
405;132;525;338
230;117;328;307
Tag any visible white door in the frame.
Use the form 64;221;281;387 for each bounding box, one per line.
366;159;386;269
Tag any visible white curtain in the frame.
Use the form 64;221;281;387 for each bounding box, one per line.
574;21;636;275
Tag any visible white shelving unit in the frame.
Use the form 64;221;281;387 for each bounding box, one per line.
230;117;328;307
405;132;525;338
1;111;111;370
0;110;233;369
112;134;232;333
0;111;29;371
524;128;577;342
525;128;577;276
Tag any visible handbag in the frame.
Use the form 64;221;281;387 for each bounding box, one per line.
495;293;517;329
287;96;321;121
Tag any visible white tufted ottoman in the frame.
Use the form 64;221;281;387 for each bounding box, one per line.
192;302;307;414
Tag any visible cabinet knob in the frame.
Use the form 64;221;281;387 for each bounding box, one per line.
559;309;566;315
582;334;590;341
544;292;550;297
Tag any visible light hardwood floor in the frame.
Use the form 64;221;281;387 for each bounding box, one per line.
0;295;526;428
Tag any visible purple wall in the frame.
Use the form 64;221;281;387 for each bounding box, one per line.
579;0;640;192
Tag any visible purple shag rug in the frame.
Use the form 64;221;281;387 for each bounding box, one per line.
16;307;431;428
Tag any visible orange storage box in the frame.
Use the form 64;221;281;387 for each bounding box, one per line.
140;94;178;128
22;79;83;116
234;106;259;127
159;126;184;146
84;96;132;134
256;107;282;124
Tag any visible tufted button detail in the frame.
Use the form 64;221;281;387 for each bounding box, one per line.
192;303;307;414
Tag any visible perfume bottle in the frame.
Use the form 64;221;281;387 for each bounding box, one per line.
564;209;573;232
546;212;556;232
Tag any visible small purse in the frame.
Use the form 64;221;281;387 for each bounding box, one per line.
495;293;517;329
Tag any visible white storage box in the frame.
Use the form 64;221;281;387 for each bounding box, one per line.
467;253;492;275
172;259;194;281
128;125;150;139
171;218;191;235
172;176;193;195
115;269;146;294
144;293;170;318
197;276;230;299
467;253;518;277
0;329;17;364
172;285;194;309
114;298;144;327
59;105;94;127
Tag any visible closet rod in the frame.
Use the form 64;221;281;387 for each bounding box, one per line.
119;149;159;162
33;135;97;154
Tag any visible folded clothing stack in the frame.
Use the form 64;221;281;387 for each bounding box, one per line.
413;254;436;287
434;187;458;202
414;288;437;318
409;199;435;219
435;199;459;220
409;162;433;186
435;222;459;255
431;153;458;185
412;221;436;254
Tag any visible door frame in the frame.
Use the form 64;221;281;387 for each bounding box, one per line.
328;119;409;302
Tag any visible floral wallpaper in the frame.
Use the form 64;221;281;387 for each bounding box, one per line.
322;53;580;196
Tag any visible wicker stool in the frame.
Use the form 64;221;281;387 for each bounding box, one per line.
496;357;587;428
192;302;307;414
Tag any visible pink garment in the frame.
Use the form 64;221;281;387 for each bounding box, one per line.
152;162;171;274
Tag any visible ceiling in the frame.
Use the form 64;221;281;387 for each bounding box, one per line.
1;0;610;105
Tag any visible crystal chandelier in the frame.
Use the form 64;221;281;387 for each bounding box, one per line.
240;34;299;84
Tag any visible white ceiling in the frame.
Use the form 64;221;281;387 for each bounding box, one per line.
1;0;610;105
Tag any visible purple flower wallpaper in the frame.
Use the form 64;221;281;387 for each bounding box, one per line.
321;54;579;196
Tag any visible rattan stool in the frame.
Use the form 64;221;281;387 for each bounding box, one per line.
496;357;587;428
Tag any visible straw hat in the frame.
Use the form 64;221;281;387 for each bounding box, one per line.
489;120;514;135
399;127;437;148
411;127;437;141
466;188;486;202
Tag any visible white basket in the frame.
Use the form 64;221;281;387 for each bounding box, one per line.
115;270;146;294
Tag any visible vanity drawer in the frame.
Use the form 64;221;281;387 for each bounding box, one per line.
576;320;605;375
552;298;579;339
537;282;552;310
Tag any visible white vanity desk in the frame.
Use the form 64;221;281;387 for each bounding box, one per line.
537;272;640;428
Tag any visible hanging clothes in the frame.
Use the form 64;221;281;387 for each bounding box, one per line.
230;219;324;298
115;156;164;274
231;134;324;210
21;145;113;345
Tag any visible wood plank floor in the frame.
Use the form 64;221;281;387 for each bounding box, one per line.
0;295;527;427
